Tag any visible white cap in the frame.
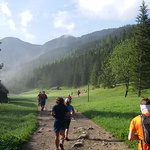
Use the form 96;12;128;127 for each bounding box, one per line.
65;98;70;103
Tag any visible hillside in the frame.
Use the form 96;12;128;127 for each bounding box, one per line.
0;25;133;93
0;37;42;68
0;27;124;69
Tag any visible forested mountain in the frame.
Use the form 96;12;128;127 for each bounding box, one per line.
2;2;150;97
26;25;134;90
0;28;118;92
14;1;149;97
0;24;135;93
0;29;114;68
23;28;121;67
0;27;129;69
0;1;149;97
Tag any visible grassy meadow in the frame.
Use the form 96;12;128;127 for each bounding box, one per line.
0;86;150;150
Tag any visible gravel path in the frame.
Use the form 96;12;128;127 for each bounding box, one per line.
22;100;130;150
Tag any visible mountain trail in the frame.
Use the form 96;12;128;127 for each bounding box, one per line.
23;98;130;150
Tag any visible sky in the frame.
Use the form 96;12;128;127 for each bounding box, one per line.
0;0;150;45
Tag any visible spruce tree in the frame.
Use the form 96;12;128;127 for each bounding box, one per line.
134;0;150;96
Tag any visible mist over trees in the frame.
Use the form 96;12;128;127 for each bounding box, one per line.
7;1;150;97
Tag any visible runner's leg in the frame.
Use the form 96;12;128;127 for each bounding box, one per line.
59;130;65;150
55;131;59;149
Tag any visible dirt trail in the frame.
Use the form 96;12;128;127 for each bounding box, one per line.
23;100;130;150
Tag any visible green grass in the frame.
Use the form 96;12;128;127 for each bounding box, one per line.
72;85;149;150
0;86;149;150
0;95;38;150
0;88;76;150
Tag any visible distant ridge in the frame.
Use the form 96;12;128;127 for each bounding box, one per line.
0;25;132;69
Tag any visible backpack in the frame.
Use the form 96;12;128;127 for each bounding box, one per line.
141;114;150;145
41;93;47;99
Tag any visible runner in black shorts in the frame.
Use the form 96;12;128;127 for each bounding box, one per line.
51;97;70;150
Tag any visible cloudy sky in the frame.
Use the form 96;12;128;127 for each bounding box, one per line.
0;0;150;44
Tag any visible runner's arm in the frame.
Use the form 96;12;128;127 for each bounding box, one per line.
128;130;139;140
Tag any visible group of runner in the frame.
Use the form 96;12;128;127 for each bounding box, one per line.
36;90;150;150
37;90;83;150
37;91;48;111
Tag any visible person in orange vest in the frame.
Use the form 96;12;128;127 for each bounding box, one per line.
128;98;150;150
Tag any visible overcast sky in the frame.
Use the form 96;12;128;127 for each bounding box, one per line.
0;0;150;44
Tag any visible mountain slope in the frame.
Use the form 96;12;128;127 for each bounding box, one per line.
0;25;133;92
0;37;42;68
0;28;116;69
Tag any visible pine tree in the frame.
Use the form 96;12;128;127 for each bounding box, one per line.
134;0;150;96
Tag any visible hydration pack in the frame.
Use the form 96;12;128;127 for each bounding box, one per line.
141;114;150;145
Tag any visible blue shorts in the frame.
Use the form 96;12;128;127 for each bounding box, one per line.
54;119;66;132
40;99;46;106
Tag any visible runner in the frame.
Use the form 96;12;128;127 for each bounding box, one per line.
51;97;70;150
64;98;75;141
40;91;47;111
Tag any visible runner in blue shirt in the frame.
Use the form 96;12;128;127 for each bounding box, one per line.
64;98;75;141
